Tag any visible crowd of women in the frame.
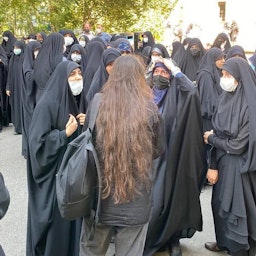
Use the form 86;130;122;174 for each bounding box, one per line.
0;25;256;256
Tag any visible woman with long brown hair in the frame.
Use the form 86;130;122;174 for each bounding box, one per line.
79;55;164;256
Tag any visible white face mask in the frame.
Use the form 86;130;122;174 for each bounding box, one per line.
151;56;161;63
13;48;22;55
64;37;74;46
143;37;148;43
220;77;237;92
68;80;83;96
71;53;82;63
79;41;86;47
3;36;8;42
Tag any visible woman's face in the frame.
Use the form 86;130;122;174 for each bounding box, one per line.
215;56;225;69
68;68;82;82
106;62;114;75
222;70;238;85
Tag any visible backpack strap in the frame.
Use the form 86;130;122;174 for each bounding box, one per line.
88;93;101;132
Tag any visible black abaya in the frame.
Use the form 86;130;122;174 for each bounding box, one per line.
144;73;206;255
208;58;256;254
27;61;82;256
6;40;26;134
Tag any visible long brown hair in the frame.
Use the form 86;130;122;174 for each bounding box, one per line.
96;55;159;204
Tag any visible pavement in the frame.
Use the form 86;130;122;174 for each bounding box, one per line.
0;125;227;256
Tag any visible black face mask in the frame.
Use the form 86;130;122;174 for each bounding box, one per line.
190;48;200;57
153;75;170;90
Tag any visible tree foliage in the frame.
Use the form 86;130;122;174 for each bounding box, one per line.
0;0;178;41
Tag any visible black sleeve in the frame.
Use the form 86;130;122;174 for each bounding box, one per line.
152;115;165;159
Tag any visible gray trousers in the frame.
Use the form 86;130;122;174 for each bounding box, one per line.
79;219;149;256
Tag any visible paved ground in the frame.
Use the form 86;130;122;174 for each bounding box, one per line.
0;125;227;256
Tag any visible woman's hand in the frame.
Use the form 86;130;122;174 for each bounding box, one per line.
207;169;218;185
204;130;214;144
65;114;78;137
76;113;86;126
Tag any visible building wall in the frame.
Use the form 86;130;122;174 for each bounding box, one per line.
167;0;256;52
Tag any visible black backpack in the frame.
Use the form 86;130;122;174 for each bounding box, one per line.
56;93;101;224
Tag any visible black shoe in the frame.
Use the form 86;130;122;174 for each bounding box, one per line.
169;245;182;256
205;242;222;252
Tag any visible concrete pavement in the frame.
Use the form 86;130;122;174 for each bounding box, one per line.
0;125;227;256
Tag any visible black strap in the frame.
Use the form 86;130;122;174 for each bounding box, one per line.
88;93;101;132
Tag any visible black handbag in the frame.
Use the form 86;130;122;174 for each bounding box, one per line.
56;93;101;223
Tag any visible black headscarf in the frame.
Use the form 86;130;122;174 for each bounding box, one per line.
36;32;48;44
60;29;79;57
177;38;206;82
171;41;183;59
225;45;247;61
89;36;107;49
215;57;256;173
79;41;105;113
66;43;87;76
196;47;224;94
86;48;121;107
1;31;17;59
196;47;224;132
78;34;90;48
33;32;64;103
150;43;170;59
142;31;155;49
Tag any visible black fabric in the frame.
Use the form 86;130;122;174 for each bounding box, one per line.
172;38;191;65
66;43;87;75
79;41;105;113
225;45;247;61
150;43;170;58
176;38;206;82
33;32;64;103
27;61;82;256
171;41;183;59
0;172;10;220
196;47;224;132
56;93;102;223
60;29;79;57
209;57;256;253
141;31;155;50
6;40;26;134
1;31;17;59
85;48;121;108
21;41;41;158
144;74;206;255
0;45;9;128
